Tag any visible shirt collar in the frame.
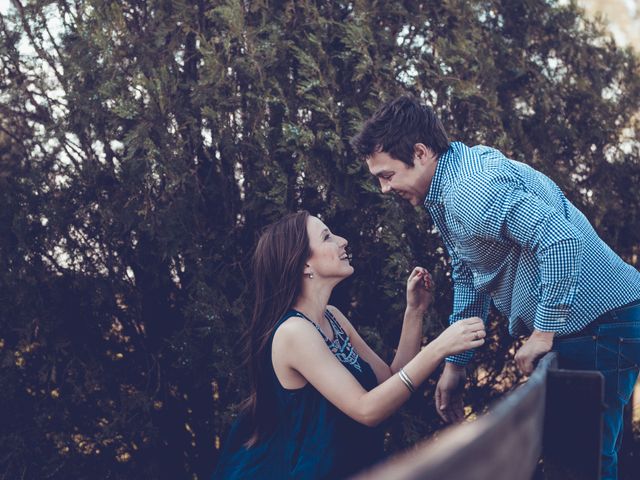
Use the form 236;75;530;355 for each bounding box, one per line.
423;143;457;208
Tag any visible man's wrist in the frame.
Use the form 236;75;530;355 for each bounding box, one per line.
444;361;467;374
531;329;555;346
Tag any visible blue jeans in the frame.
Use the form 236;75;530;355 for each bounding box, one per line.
553;300;640;480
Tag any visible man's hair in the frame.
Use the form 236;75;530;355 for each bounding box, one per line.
350;95;450;166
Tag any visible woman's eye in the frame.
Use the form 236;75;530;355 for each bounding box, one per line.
324;234;331;240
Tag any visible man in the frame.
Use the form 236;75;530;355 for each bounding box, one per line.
351;95;640;480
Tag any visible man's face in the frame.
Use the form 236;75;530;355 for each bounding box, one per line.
365;147;437;206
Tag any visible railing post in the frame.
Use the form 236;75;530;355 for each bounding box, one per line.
542;366;604;479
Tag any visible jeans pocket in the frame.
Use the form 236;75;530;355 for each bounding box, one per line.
619;337;640;367
554;335;597;370
618;337;640;403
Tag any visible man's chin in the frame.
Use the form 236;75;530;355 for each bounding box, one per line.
396;193;412;204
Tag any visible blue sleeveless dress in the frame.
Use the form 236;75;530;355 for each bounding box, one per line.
213;309;384;479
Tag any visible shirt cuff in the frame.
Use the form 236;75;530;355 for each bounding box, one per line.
446;350;474;367
532;303;570;332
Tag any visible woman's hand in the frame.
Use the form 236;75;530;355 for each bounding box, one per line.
406;267;434;313
433;317;486;357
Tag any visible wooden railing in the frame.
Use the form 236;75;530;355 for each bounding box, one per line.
354;352;604;480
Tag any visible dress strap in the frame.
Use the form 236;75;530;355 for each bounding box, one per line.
324;309;363;373
290;309;333;344
324;309;344;338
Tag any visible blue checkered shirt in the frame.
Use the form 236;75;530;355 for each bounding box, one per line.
424;142;640;366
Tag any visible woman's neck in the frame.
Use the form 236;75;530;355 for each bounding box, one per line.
292;282;333;327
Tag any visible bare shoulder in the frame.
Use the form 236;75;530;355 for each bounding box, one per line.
272;315;322;349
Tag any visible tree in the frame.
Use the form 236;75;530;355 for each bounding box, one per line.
1;1;638;478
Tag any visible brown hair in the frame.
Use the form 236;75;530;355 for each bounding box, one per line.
240;210;310;446
350;95;450;166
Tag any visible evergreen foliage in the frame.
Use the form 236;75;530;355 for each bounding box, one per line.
1;1;638;478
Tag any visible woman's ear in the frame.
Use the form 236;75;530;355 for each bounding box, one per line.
303;263;313;278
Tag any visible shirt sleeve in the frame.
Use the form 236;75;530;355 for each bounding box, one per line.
451;170;585;334
445;247;491;366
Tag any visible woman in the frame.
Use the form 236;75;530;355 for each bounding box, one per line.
214;211;485;479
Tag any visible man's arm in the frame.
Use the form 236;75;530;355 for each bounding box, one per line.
453;172;584;332
435;240;490;422
452;169;585;372
446;250;491;366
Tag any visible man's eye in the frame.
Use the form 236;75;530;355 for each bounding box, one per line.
324;234;331;240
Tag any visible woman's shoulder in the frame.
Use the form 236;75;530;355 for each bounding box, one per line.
272;312;321;347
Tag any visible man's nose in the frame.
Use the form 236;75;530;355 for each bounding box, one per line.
380;180;391;193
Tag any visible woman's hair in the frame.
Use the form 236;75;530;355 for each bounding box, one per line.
240;210;311;446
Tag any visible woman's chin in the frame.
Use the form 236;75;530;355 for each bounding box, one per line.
330;265;354;284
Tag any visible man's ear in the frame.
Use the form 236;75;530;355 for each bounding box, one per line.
413;143;435;165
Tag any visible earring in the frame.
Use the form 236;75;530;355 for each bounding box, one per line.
307;273;314;279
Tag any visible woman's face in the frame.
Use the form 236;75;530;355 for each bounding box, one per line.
305;216;353;281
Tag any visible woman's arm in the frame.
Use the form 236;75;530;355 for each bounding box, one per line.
390;267;433;372
272;315;485;427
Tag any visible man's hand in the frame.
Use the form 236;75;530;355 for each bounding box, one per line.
435;362;466;423
515;330;555;375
